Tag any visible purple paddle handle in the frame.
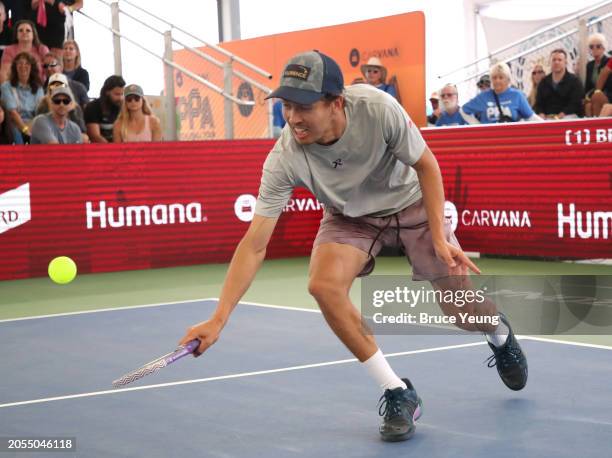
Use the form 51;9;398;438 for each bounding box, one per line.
166;339;200;364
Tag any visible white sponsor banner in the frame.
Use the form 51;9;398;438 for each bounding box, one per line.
0;183;31;235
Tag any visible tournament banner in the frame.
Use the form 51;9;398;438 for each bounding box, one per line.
423;118;612;259
0;118;611;280
173;11;426;139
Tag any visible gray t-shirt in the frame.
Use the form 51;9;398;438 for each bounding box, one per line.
255;84;426;218
31;113;83;145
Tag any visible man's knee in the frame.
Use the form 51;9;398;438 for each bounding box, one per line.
308;277;342;303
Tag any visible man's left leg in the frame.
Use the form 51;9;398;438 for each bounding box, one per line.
431;276;528;391
399;200;528;391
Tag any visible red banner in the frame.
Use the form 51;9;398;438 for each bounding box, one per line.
423;119;612;259
0;118;611;280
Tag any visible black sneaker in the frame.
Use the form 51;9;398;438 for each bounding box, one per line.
378;378;423;442
486;313;528;391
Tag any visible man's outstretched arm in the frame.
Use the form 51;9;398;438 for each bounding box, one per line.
179;214;279;355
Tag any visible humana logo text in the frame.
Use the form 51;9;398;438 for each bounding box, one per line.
86;201;204;229
558;203;611;239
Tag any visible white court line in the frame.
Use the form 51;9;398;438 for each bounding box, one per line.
0;341;486;409
2;299;610;351
0;298;218;323
0;298;320;324
520;336;612;350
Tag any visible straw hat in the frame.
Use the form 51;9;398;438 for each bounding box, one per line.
360;57;388;82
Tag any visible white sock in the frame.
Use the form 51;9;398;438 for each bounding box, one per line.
485;317;509;348
362;349;407;391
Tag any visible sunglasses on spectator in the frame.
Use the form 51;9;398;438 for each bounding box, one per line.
589;44;604;49
43;62;58;69
440;93;457;98
51;97;71;105
532;70;545;75
125;95;141;102
366;69;380;74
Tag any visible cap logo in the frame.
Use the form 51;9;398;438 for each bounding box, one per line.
284;64;310;81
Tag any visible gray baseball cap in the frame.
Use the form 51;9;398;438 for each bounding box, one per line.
266;51;344;104
50;86;73;101
124;84;144;97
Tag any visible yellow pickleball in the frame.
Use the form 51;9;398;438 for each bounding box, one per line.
48;256;77;284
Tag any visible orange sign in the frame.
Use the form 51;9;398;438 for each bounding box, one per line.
173;11;425;140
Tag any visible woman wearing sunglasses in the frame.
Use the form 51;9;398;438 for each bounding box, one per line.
584;33;610;117
112;84;162;143
527;63;546;109
360;57;399;100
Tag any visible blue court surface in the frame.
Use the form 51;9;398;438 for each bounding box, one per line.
1;299;611;458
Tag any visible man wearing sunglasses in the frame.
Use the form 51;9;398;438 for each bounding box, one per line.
30;86;82;144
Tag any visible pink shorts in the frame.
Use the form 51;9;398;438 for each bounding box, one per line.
313;199;461;280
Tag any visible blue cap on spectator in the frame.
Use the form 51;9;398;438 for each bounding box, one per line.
266;51;344;105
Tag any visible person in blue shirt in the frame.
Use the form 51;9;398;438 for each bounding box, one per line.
272;99;285;138
360;57;398;100
435;84;469;127
461;62;541;124
0;51;44;143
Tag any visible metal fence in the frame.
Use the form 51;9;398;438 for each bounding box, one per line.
79;0;274;141
445;1;612;104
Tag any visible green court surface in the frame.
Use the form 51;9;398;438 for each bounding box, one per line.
2;257;611;347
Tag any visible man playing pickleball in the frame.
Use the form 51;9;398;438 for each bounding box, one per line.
180;51;528;442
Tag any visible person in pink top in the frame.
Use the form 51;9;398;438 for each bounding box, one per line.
0;20;49;82
112;84;162;142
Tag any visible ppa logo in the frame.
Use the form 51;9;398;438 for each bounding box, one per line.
0;183;32;234
444;201;458;232
234;194;256;222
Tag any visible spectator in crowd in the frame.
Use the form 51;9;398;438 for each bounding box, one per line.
435;84;468;126
596;56;612;117
31;85;82;144
84;74;124;143
0;2;11;62
476;74;490;93
29;1;83;58
427;91;441;125
0;51;44;143
360;57;398;100
600;103;612;117
584;33;611;117
0;20;49;81
0;100;15;143
112;83;161;142
42;52;87;107
535;48;583;119
272;99;285;138
527;63;545;109
461;62;539;123
62;39;89;90
3;0;29;25
36;72;86;136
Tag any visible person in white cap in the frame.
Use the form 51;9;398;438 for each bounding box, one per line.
35;72;87;136
41;52;88;109
360;56;398;100
30;85;82;144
